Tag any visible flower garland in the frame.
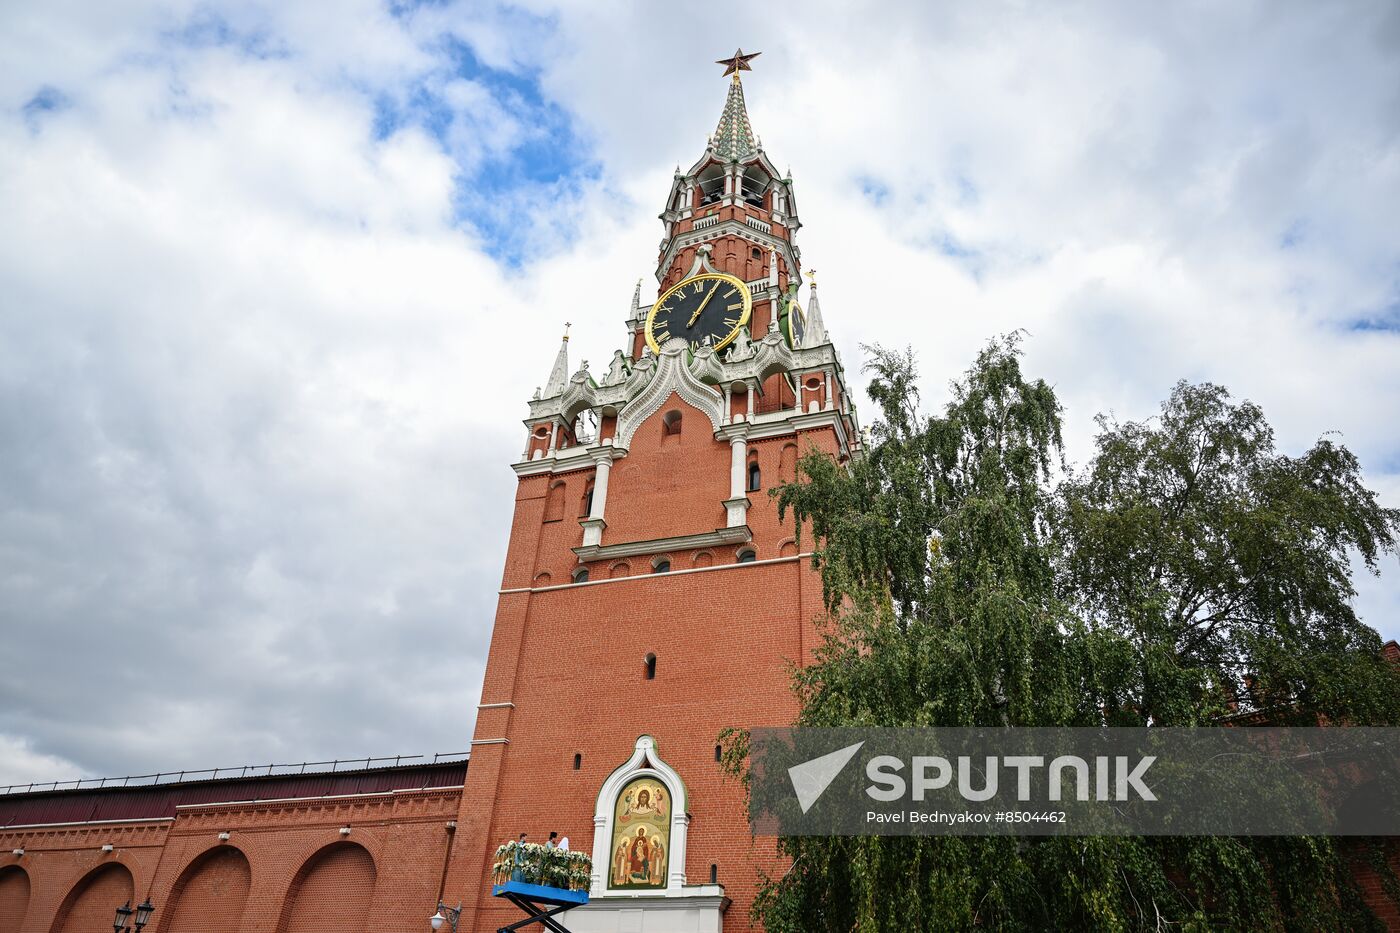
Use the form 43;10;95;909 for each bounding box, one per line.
491;840;592;892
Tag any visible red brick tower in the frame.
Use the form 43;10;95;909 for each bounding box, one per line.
446;54;861;932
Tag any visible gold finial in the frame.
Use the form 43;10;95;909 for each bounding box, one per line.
716;48;761;78
563;322;571;341
805;268;817;287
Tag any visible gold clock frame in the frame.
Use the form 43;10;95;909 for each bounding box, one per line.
644;272;752;355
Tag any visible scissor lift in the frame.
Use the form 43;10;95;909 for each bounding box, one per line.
491;880;589;933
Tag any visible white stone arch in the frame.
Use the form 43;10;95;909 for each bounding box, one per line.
589;735;690;897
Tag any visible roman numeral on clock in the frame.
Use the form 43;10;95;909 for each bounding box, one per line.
726;302;743;311
723;317;739;326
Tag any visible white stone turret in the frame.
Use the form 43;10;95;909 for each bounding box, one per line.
804;277;829;347
603;350;629;386
542;326;570;398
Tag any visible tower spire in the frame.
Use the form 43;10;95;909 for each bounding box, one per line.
542;324;570;398
710;49;761;161
804;270;829;346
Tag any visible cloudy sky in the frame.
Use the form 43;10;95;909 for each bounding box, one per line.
2;1;1398;786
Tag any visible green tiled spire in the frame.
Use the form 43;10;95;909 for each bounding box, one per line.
711;73;757;161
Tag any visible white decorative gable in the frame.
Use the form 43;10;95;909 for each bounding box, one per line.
614;341;724;448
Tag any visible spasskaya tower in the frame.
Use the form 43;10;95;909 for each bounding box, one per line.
445;51;861;932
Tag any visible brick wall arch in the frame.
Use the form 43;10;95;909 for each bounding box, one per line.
0;867;29;933
277;842;376;933
544;481;566;522
161;846;251;933
780;442;798;482
51;862;133;933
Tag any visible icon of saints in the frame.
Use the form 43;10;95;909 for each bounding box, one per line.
628;826;652;883
650;837;665;880
612;838;629;885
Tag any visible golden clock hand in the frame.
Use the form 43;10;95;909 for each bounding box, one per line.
688;283;719;327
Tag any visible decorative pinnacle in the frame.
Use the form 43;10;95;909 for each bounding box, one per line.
716;48;761;78
543;325;571;398
803;270;829;346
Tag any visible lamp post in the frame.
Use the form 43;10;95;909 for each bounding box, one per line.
113;898;155;932
428;901;461;932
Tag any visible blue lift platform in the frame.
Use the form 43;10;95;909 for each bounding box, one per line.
491;880;589;932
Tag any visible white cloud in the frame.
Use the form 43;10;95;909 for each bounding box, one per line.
1;0;1397;783
0;735;82;790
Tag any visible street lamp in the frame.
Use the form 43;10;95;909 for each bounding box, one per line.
113;899;156;932
428;901;461;932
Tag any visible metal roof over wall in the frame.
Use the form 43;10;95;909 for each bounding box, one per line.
0;759;468;829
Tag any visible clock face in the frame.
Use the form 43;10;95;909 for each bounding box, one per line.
645;273;752;354
785;297;806;348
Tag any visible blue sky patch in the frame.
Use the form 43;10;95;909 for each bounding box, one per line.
22;86;71;129
858;175;890;207
1349;312;1400;333
372;34;601;266
160;8;288;60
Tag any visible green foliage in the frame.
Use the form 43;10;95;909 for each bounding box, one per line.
730;337;1400;930
1059;380;1400;725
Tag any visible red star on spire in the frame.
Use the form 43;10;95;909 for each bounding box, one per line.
716;48;761;78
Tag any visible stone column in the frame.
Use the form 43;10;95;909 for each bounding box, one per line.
730;435;747;499
721;425;753;529
580;447;613;548
590;456;611;521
